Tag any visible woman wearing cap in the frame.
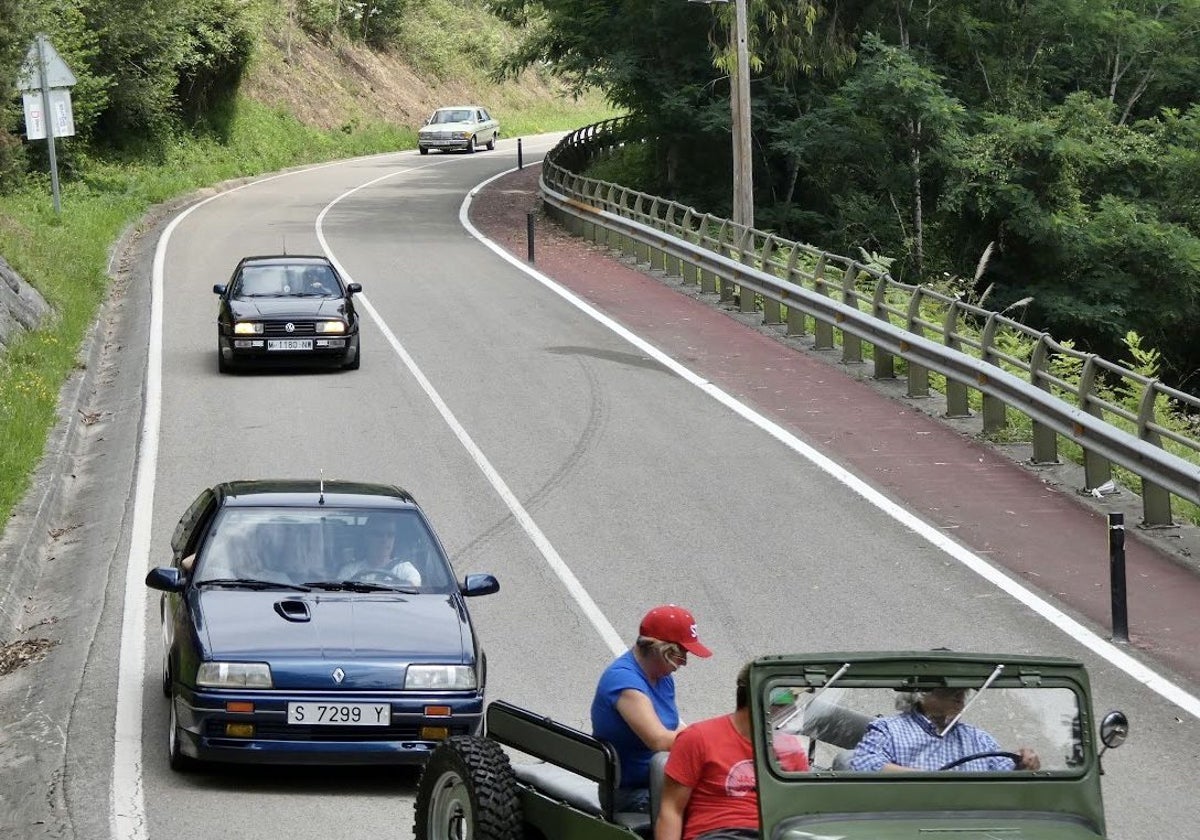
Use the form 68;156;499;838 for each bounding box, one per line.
590;604;712;813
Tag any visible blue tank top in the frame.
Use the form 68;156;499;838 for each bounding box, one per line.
590;649;678;789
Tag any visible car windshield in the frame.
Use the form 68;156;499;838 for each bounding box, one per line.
431;109;472;124
762;672;1084;777
233;263;340;298
193;507;456;593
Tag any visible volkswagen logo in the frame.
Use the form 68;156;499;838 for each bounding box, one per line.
332;667;345;684
285;322;296;333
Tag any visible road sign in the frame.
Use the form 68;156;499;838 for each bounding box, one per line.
22;89;76;140
16;35;76;91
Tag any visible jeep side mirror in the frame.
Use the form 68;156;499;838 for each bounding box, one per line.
1099;710;1129;750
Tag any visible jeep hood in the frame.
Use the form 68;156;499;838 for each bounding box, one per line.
778;814;1104;840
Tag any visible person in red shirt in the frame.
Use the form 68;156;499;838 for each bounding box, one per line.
656;664;808;840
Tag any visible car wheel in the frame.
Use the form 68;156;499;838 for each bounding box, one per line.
218;351;231;374
419;146;429;155
467;135;477;154
414;736;522;840
486;133;496;151
344;343;360;371
161;647;171;697
167;697;197;772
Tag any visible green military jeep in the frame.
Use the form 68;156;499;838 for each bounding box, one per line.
413;651;1129;840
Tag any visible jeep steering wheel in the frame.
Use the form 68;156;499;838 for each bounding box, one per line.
938;751;1023;771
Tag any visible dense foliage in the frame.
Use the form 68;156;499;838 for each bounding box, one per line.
491;0;1200;389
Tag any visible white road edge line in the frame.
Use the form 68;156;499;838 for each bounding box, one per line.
456;164;1200;722
111;150;446;840
314;155;627;659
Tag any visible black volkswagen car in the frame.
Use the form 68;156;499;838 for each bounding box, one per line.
145;479;500;769
214;255;361;372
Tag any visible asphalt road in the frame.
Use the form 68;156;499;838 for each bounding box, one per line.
2;134;1197;838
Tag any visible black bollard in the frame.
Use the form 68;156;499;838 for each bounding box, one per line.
1108;512;1129;643
527;211;535;263
517;138;524;170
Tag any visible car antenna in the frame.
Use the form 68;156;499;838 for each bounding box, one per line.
318;469;325;505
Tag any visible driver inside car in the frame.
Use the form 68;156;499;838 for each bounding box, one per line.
849;687;1040;772
337;517;423;587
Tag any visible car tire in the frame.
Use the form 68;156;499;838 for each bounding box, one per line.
414;736;522;840
467;135;477;154
161;646;171;698
344;343;360;371
167;697;197;772
486;133;496;151
419;146;429;155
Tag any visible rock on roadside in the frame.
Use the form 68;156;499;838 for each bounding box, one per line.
0;256;51;348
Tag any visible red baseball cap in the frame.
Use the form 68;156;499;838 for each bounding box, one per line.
639;605;712;658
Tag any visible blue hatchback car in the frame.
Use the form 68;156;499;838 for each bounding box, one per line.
145;479;499;769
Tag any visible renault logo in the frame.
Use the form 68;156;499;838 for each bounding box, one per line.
285;322;296;333
332;668;345;684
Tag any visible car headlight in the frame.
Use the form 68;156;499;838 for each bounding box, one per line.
315;321;346;334
453;131;469;139
197;662;273;688
405;664;476;690
233;322;263;335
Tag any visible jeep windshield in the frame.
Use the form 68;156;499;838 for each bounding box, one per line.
763;672;1084;776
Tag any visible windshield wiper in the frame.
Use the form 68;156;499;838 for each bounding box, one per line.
774;662;851;730
197;578;311;592
939;663;1005;737
303;580;419;594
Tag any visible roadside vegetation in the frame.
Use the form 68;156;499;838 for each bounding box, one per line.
0;0;614;526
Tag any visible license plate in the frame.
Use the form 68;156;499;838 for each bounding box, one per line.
287;702;390;726
267;339;313;351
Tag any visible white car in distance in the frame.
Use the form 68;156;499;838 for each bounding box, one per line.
418;106;500;154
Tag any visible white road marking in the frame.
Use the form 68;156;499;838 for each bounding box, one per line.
455;165;1200;722
314;158;627;658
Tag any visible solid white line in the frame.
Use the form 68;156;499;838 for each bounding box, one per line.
314;157;626;657
456;165;1200;722
110;150;436;840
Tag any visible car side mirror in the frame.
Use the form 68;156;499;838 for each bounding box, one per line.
213;284;226;295
145;567;186;593
346;282;362;296
461;573;499;597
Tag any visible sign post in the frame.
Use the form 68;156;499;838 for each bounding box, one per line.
16;35;77;215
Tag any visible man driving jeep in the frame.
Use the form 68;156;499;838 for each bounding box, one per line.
849;687;1040;772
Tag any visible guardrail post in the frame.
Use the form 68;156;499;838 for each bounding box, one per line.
979;314;1008;434
1108;512;1129;643
739;229;758;314
698;215;718;295
1028;336;1060;464
1135;383;1174;527
784;245;807;337
942;301;970;417
761;236;782;324
904;290;929;397
1077;357;1114;492
813;257;835;350
871;279;895;379
662;204;682;277
840;264;863;364
718;221;736;303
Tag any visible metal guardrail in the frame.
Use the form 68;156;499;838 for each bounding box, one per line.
539;118;1200;526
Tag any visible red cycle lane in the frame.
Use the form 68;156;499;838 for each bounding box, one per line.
469;165;1200;691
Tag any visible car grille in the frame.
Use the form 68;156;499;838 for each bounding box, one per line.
426;131;453;140
263;321;317;336
205;722;474;742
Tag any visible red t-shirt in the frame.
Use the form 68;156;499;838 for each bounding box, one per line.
664;715;760;840
772;731;810;772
